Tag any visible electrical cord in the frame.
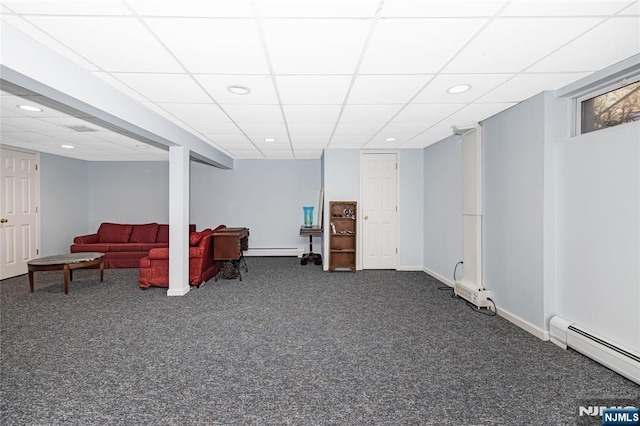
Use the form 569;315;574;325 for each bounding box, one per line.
453;261;463;281
438;261;463;291
465;297;497;316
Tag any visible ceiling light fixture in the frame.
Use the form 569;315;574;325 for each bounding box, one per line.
385;137;397;142
227;85;251;95
264;138;277;142
18;105;43;112
136;144;150;149
447;84;471;94
61;144;74;149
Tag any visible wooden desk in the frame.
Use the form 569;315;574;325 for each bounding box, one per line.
212;227;249;280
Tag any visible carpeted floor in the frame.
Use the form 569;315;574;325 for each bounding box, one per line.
1;257;638;425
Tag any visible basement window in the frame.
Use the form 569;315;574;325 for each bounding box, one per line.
578;78;640;135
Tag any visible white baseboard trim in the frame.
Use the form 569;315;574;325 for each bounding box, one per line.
399;265;425;271
496;306;549;341
244;248;304;257
421;267;549;341
423;267;455;288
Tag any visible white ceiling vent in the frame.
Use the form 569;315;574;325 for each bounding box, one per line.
65;124;98;132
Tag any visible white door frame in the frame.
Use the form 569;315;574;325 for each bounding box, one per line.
359;150;400;270
0;146;40;279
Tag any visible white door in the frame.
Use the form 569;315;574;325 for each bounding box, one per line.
361;153;398;269
0;148;39;279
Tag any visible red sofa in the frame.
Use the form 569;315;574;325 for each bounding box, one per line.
138;225;226;290
70;222;195;268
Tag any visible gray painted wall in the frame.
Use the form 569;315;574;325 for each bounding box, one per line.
190;159;322;251
39;153;89;256
399;150;424;270
423;135;463;283
556;121;640;352
482;93;546;329
87;161;169;230
323;148;425;270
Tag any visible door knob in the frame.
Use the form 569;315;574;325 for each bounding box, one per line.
0;218;7;223
364;215;368;220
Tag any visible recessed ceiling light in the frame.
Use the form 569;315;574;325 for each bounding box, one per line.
227;85;251;95
447;84;471;94
61;144;74;149
385;137;397;142
264;138;277;142
18;105;43;112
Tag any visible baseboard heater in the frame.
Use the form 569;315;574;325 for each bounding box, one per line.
244;248;304;257
550;316;640;385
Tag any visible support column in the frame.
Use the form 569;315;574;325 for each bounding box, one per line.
167;146;190;296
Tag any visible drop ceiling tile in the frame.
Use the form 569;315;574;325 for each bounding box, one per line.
413;74;514;103
330;135;371;147
528;17;640;73
479;73;591;102
619;1;640;14
380;121;436;135
2;1;132;15
257;0;380;17
25;17;182;72
236;122;288;135
262;19;370;74
381;0;507;17
348;75;433;104
398;123;456;148
333;122;384;137
145;18;268;74
1;16;100;71
156;103;230;123
221;105;283;123
113;74;211;103
255;142;291;151
444;17;602;73
290;135;330;145
365;139;406;149
2;117;67;133
277;76;352;104
283;105;343;123
288;123;336;137
293;149;324;159
128;0;254;17
340;105;404;123
501;0;634;16
92;72;150;103
393;103;462;122
447;102;516;123
1;95;77;119
360;19;487;74
195;75;278;105
186;122;244;135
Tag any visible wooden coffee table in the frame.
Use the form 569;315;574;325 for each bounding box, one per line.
27;252;104;294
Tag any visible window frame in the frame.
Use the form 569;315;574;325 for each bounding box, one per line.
574;74;640;137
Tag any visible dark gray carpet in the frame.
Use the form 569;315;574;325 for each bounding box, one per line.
1;257;638;425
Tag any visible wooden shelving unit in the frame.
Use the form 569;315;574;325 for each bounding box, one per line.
328;201;357;272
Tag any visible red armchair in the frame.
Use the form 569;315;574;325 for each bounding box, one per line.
138;225;226;290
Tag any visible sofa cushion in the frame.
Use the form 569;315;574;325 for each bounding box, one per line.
129;223;159;243
71;243;112;253
156;224;169;243
98;223;133;243
108;243;142;252
139;243;168;251
189;229;211;247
